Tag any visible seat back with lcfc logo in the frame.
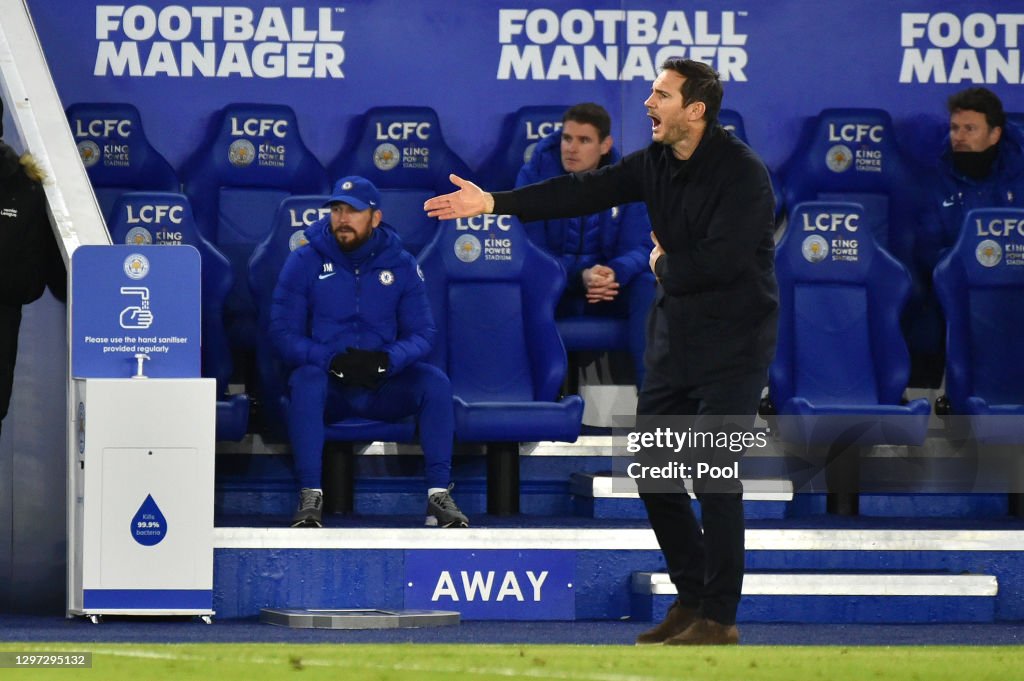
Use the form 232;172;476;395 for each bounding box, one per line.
934;207;1024;414
108;191;248;440
378;188;440;256
771;201;915;410
782;108;924;268
66;102;179;223
475;105;569;192
248;195;327;436
418;215;583;443
781;108;939;386
181;103;329;353
330;106;473;193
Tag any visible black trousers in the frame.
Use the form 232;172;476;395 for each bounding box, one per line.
636;307;766;626
0;304;22;435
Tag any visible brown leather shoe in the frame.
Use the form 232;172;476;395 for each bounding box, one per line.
663;617;740;646
635;601;700;645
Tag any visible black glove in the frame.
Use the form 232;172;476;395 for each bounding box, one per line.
329;348;389;389
329;352;359;382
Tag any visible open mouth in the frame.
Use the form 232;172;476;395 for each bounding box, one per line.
648;112;661;132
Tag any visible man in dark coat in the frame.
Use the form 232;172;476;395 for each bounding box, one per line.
0;95;64;439
425;59;778;645
920;87;1024;273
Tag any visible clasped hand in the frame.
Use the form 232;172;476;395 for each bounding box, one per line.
582;265;620;303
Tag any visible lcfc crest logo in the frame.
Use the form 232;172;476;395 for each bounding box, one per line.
229;139;255;167
976;239;1002;268
78;141;101;168
801;235;829;263
288;230;309;251
454;234;482;263
373;143;400;171
124;226;153;245
826;144;853;173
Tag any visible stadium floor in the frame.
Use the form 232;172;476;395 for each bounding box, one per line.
1;615;1021;646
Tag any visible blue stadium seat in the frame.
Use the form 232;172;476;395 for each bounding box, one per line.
769;201;931;514
107;191;249;441
66;103;179;222
330;106;472;193
378;188;440;256
247;195;415;446
476;105;569;191
181;104;329;354
718;108;748;142
781;108;939;386
934;207;1024;444
782;109;926;272
556;317;629;353
418;217;584;512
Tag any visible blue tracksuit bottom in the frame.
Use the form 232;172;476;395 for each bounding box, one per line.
287;361;454;490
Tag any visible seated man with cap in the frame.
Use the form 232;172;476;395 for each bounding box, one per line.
270;175;467;528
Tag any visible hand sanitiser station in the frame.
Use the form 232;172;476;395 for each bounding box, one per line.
67;246;215;622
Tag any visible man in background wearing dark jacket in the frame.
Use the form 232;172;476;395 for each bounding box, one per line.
426;59;777;645
0;95;63;440
920;87;1024;273
515;103;654;387
270;176;467;528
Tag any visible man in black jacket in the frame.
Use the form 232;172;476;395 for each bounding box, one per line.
425;59;777;645
0;95;63;439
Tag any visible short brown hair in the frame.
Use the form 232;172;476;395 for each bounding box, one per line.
660;58;723;125
948;87;1005;130
562;103;611;140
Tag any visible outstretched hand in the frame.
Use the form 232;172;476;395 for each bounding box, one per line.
423;174;494;219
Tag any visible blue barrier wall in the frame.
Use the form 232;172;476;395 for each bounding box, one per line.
26;1;1024;179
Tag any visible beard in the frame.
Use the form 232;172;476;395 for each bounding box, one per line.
334;227;371;252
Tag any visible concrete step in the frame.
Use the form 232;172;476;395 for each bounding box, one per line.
632;571;999;624
569;472;794;519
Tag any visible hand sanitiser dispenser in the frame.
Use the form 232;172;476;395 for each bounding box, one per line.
67;246;215;621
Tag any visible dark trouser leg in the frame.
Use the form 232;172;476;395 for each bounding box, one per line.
636;308;706;611
639;489;706;611
691;490;745;625
688;372;765;625
635;305;766;625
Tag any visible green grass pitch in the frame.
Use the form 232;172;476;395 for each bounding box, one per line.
1;642;1020;680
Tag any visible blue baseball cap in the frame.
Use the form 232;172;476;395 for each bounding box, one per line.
324;176;381;211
